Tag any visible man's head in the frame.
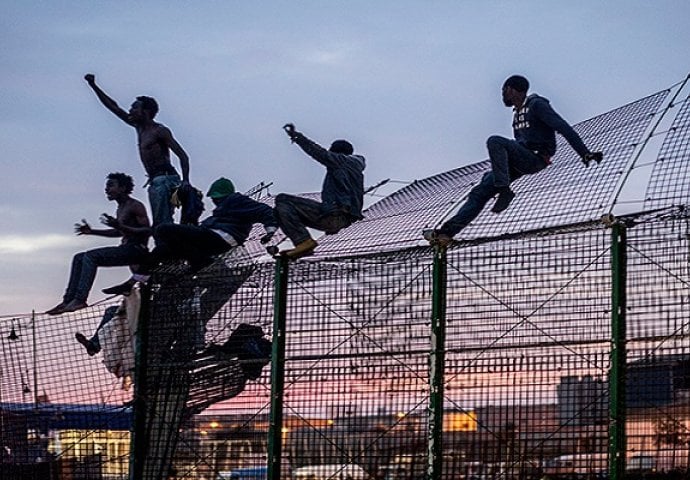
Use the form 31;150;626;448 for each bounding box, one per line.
128;95;159;123
207;177;235;205
502;75;529;107
329;140;354;155
105;172;134;200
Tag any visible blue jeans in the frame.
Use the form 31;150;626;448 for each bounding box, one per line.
439;136;547;236
63;243;148;303
274;193;352;244
148;174;181;226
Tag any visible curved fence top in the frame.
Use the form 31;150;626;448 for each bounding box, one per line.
303;87;690;259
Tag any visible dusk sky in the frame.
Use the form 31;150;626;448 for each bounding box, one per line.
2;1;689;314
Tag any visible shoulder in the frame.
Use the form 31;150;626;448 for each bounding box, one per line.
127;197;148;212
152;123;173;138
527;95;558;117
526;94;550;108
347;154;366;170
219;192;246;206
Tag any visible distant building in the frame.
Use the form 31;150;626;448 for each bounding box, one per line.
557;375;608;426
627;354;690;408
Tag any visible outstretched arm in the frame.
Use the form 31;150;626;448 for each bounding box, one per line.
533;100;590;157
74;219;120;238
283;123;342;169
160;126;190;183
100;202;151;237
533;100;604;165
84;74;133;126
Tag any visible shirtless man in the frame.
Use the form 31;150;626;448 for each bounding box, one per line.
46;173;151;315
84;74;190;225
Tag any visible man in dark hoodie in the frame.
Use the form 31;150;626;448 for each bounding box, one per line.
102;177;277;295
424;75;603;247
275;123;366;259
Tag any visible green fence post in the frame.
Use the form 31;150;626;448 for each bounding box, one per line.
609;221;627;480
130;283;151;480
428;247;447;480
268;257;289;480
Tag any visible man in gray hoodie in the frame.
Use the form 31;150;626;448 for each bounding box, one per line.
275;124;366;259
424;75;603;247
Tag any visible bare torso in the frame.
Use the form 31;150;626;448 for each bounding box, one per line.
116;197;150;245
136;123;174;177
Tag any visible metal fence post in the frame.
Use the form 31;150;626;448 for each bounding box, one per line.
609;221;627;480
130;283;151;480
428;247;447;480
268;257;289;480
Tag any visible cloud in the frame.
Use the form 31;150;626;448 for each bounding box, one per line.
0;234;75;254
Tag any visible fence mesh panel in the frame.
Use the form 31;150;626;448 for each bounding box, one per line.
3;82;690;480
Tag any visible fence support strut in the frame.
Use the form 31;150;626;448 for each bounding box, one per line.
609;221;627;480
268;256;289;480
428;247;447;480
130;283;151;480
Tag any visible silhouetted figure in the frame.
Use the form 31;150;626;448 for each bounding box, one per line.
84;73;191;225
102;177;277;295
275;123;365;259
424;75;603;247
46;173;150;314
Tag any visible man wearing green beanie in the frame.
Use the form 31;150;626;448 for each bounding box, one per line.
102;177;277;295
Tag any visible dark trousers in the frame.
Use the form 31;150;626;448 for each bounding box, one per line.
141;224;231;273
439;136;547;236
274;193;352;244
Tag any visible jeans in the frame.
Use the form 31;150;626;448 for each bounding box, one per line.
439;136;547;236
141;224;232;272
148;174;181;226
63;243;148;303
487;135;547;187
274;193;352;244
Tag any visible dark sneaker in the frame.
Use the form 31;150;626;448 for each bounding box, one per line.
491;187;515;213
422;229;453;248
102;280;135;296
283;238;317;259
75;332;100;356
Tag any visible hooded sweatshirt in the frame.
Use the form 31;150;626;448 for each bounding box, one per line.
200;192;277;245
513;94;590;158
292;134;366;220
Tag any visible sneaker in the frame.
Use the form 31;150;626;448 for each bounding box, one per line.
62;299;88;313
102;280;135;296
45;302;68;316
491;187;515;213
282;238;318;259
422;229;453;248
75;332;100;356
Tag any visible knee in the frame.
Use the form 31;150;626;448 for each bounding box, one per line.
486;135;509;149
153;223;175;241
468;178;496;201
274;193;293;211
